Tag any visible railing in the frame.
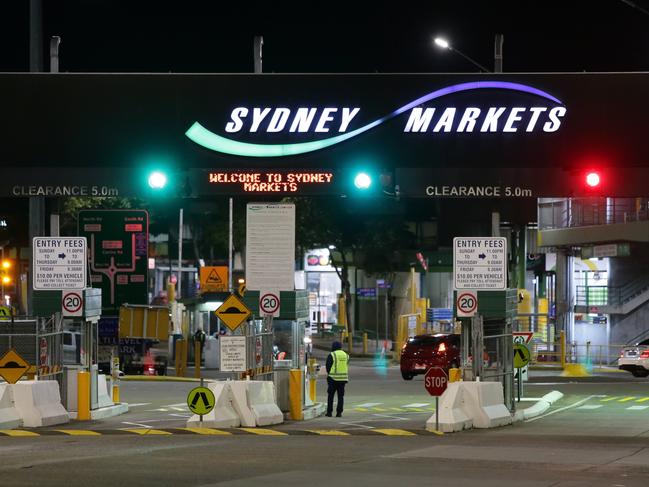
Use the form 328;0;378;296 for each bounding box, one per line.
576;276;649;308
539;197;649;230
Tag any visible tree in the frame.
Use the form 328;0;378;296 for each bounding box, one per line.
289;196;414;331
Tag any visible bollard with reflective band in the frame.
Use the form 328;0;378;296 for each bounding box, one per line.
112;384;120;403
77;371;91;421
307;358;317;402
449;368;462;382
194;341;201;379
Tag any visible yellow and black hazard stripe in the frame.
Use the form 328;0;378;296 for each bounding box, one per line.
0;427;443;437
38;365;63;376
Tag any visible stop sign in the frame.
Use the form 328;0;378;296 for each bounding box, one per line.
424;367;448;396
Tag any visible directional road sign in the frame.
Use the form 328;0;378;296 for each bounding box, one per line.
514;343;531;369
187;386;215;416
215;294;252;331
453;237;507;290
456;290;478;317
0;349;30;384
424;367;448;397
33;237;87;290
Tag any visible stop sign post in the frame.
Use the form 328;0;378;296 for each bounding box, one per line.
424;367;448;432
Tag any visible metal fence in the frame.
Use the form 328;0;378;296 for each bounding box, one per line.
244;319;274;380
0;314;64;383
539;197;649;230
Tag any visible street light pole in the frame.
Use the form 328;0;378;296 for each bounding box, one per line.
433;36;491;73
494;34;504;73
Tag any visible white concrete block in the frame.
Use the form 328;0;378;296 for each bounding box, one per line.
187;381;240;428
462;382;512;429
96;375;114;409
12;380;69;427
0;383;21;429
426;382;473;433
247;381;283;426
229;381;256;427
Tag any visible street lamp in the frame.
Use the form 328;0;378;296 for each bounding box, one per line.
433;36;491;73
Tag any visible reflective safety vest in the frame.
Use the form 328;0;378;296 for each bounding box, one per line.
329;349;349;381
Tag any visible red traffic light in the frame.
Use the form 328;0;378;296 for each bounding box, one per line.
585;171;601;188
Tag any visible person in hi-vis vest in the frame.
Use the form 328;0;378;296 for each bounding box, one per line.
325;341;349;417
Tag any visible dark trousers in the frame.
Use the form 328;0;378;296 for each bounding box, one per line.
327;377;346;415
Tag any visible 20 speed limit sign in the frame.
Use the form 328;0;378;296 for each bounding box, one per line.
456;290;478;317
259;290;280;317
62;290;84;317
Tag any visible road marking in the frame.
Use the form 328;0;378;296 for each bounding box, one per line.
55;429;102;436
636;397;649;403
127;402;152;408
146;408;169;412
626;405;649;411
576;405;603;410
306;429;350;436
121;428;172;435
525;395;598;423
171;407;187;411
618;397;636;402
178;427;232;435
373;429;417;436
165;402;188;407
238;428;287;436
600;397;619;402
354;408;369;412
355;402;383;408
169;413;192;418
121;421;152;428
403;403;430;408
372;407;387;412
0;429;40;437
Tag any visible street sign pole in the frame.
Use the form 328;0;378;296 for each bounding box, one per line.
436;396;439;431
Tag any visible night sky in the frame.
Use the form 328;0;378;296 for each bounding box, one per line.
2;1;649;74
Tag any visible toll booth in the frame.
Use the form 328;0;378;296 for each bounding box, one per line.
31;288;103;410
454;289;517;411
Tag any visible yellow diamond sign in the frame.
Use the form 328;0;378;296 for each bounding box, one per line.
0;349;30;384
215;294;252;331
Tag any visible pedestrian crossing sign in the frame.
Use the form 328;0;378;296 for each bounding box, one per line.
187;386;216;416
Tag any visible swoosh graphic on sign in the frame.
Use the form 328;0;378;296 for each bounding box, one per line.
185;81;562;158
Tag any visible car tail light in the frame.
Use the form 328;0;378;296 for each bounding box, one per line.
640;350;649;359
438;342;446;353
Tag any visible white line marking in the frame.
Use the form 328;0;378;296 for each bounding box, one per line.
171;407;187;411
402;403;430;408
146;408;169;412
165;402;189;407
121;421;152;428
576;405;603;410
525;395;598;423
354;402;383;408
626;405;649;411
169;413;192;418
127;403;151;408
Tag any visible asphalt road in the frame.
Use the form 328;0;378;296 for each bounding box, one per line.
1;364;648;486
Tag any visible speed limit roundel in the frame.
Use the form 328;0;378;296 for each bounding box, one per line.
456;290;478;317
260;291;280;317
62;290;84;317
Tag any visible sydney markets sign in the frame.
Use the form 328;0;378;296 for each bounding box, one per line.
185;81;566;158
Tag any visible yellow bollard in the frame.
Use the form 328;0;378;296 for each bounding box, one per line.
194;341;201;379
308;358;317;402
112;383;120;403
289;369;303;420
175;339;184;377
362;333;368;355
449;368;462;382
77;371;91;421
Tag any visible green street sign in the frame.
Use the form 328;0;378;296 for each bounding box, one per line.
187;386;215;416
78;210;149;314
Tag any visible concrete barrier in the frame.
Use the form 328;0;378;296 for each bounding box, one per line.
97;374;114;409
229;381;256;427
0;383;21;429
12;380;69;427
427;382;472;433
187;382;240;428
247;381;283;426
462;381;512;428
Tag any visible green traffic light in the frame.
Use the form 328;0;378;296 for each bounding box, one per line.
148;171;168;189
354;172;372;190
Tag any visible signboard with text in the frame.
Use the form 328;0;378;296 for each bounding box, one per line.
453;237;507;290
220;336;247;372
78;210;148;314
33;237;87;290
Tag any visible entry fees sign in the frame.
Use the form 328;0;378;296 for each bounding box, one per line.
33;237;87;290
453;237;507;290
